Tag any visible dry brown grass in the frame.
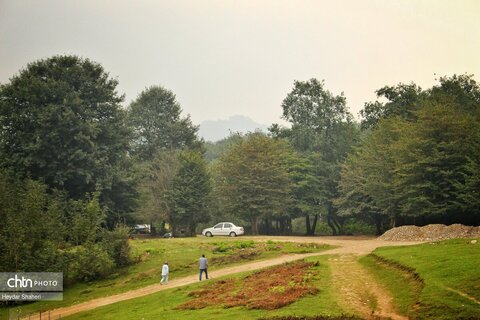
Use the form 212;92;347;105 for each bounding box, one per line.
177;261;319;310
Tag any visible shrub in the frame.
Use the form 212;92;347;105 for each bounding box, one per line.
67;244;115;282
101;225;132;267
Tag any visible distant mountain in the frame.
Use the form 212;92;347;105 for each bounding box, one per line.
199;115;268;142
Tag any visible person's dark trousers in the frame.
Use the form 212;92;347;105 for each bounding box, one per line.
199;269;208;280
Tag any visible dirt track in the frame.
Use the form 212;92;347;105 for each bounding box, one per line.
23;236;423;320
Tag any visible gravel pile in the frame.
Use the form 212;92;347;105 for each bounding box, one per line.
379;224;480;241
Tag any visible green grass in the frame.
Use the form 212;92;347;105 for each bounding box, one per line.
361;238;480;320
0;237;332;319
64;256;347;320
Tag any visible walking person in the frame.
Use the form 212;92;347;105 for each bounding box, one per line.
160;261;169;284
199;254;208;281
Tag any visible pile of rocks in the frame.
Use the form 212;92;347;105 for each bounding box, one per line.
379;224;480;241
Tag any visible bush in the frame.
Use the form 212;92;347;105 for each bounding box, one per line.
212;242;231;253
343;219;376;235
236;240;255;249
101;225;132;267
67;244;115;282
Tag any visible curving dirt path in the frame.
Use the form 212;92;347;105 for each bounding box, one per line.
329;254;408;320
23;236;422;320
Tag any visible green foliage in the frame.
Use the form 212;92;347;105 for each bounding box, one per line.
335;118;402;233
204;133;243;163
68;194;105;245
0;55;131;205
101;225;133;267
126;86;201;160
67;244;115;283
394;104;479;222
167;150;212;236
135;151;179;232
215;133;294;234
360;83;424;129
341;75;480;228
273;79;359;235
212;240;256;253
0;170;132;286
0;171;64;272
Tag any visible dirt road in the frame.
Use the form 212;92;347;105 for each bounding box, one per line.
23;237;422;320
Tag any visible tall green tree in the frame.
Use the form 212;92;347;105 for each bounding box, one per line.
0;171;64;272
335;118;403;233
287;153;322;235
216;133;293;235
166;150;212;236
137;151;179;234
341;74;480;229
360;83;423;130
0;55;134;218
272;79;359;235
127;86;201;160
394;103;480;223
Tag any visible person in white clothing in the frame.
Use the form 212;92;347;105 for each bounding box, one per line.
160;261;169;284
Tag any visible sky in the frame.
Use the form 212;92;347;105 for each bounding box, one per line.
1;0;479;127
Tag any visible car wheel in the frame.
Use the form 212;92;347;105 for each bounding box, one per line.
206;231;212;237
229;232;236;237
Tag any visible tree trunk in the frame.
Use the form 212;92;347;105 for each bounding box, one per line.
305;214;318;236
327;215;338;235
286;217;292;235
334;217;344;235
306;215;312;235
150;220;157;235
374;214;383;236
250;217;259;235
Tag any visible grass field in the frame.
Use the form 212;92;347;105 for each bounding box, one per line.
4;237;479;320
0;237;331;319
360;238;480;320
64;255;349;320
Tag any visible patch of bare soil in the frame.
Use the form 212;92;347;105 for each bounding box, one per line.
379;224;480;241
329;254;408;320
177;261;319;310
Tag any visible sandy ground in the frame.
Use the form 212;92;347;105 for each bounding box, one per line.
22;236;423;320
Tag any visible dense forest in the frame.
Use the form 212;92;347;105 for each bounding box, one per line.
1;55;479;280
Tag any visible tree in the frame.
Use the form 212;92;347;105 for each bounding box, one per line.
287;153;322;235
335;118;403;234
430;74;480;113
273;79;359;235
216;133;293;235
167;150;212;236
137;151;179;234
0;171;64;272
0;55;133;217
280;78;352;154
394;103;480;224
360;83;423;130
343;74;480;229
127;86;201;160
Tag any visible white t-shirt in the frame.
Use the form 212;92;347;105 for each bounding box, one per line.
162;264;169;276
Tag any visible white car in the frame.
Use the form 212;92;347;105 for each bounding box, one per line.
202;222;244;237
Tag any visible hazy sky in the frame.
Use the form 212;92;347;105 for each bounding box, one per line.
1;0;479;126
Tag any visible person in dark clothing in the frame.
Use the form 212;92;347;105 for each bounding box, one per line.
199;254;208;280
